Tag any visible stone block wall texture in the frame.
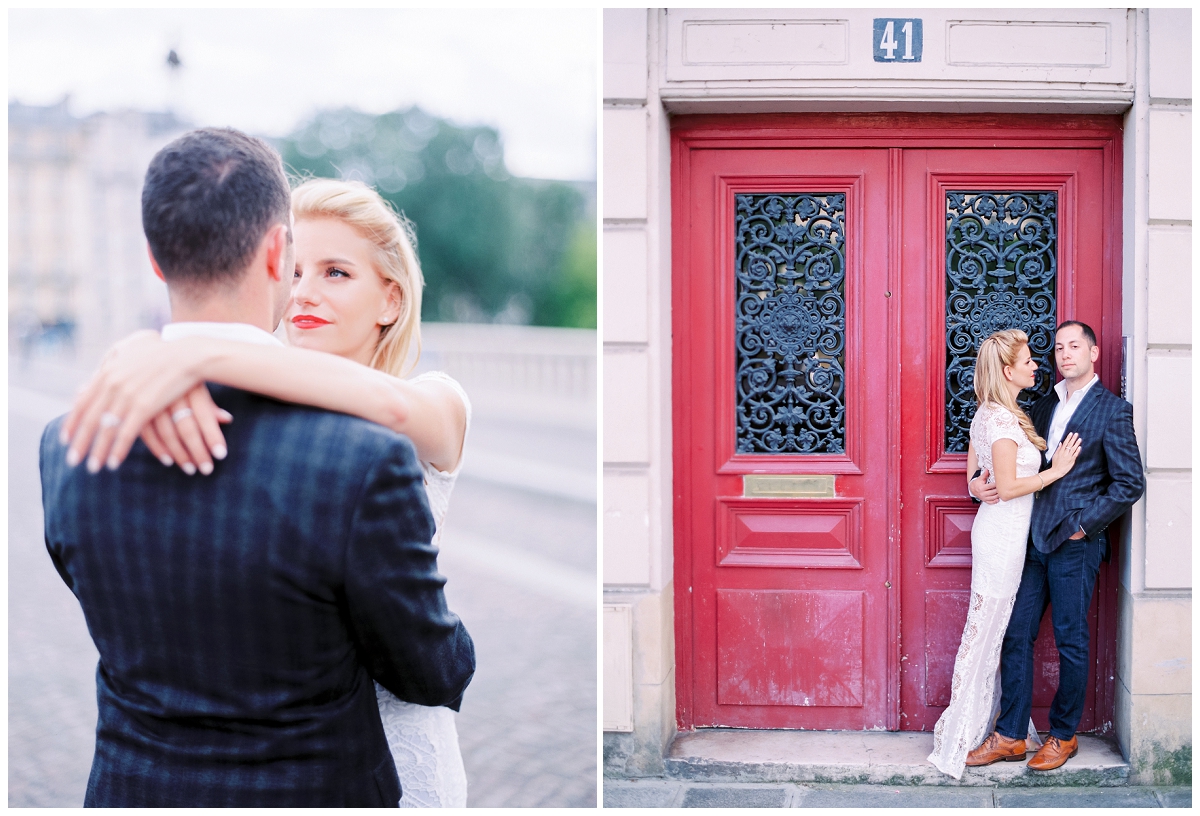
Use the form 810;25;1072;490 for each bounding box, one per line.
1115;8;1191;786
602;8;675;776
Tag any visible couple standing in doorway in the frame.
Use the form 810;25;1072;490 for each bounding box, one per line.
927;321;1144;779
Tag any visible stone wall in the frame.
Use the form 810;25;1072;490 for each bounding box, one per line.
1116;7;1192;786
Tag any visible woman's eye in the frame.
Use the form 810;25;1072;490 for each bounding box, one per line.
328;267;349;278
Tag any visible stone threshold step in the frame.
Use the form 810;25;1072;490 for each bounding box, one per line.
667;730;1129;787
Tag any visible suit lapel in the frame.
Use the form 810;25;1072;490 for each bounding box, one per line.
1062;381;1108;436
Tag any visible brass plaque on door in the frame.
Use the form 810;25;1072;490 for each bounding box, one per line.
743;474;835;498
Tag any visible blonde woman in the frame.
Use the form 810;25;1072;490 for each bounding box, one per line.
926;329;1081;779
62;179;471;807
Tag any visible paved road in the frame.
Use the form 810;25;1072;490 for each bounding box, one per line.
9;357;597;807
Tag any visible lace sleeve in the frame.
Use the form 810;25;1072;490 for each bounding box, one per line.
984;404;1026;450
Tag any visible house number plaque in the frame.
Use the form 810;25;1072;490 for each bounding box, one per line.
873;18;923;62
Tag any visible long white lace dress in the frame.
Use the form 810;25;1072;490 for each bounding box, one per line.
927;401;1043;779
374;371;471;807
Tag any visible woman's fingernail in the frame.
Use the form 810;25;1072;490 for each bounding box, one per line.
212;445;227;460
219;411;233;422
66;449;82;467
106;456;120;471
87;457;102;474
199;461;214;476
181;462;197;476
160;454;174;467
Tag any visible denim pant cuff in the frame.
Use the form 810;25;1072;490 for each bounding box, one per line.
1048;729;1075;741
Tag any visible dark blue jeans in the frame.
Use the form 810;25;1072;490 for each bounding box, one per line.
996;537;1103;741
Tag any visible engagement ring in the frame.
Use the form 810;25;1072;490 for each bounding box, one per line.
172;408;195;423
99;412;122;429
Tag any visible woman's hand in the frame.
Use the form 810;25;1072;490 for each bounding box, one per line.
1049;432;1082;478
135;385;232;476
61;332;229;474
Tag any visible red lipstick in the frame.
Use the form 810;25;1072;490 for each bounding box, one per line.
291;315;331;330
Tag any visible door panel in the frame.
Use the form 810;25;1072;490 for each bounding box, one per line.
898;147;1110;733
678;147;892;730
716;589;865;707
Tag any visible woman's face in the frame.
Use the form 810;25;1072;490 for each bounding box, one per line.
286;217;400;366
1004;343;1038;390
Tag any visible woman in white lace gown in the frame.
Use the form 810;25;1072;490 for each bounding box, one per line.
927;329;1080;779
62;179;471;806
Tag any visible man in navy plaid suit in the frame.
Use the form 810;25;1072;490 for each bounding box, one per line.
966;321;1144;771
39;128;474;806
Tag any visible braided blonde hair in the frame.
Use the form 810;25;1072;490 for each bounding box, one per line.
291;178;423;377
974;329;1047;450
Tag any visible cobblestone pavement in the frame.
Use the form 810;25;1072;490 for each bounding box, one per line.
442;480;597;808
604;779;1193;808
10;410;100;807
9;357;598;808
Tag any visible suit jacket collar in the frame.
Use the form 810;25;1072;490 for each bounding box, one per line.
1031;379;1108;439
1060;379;1109;436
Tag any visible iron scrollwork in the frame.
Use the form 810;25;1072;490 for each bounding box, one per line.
945;191;1058;452
735;194;846;454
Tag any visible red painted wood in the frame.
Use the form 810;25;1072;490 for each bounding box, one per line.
716;590;865;708
673;145;893;730
897;145;1119;733
672;113;1123;735
718;498;864;569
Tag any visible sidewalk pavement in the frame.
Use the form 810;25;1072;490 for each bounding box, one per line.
603;779;1192;808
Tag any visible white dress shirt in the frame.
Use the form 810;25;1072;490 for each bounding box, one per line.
1043;373;1098;464
161;321;284;347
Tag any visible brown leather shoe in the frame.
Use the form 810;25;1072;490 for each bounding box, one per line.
964;732;1028;766
1027;735;1079;771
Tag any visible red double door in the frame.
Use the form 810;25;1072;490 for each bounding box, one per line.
673;115;1122;733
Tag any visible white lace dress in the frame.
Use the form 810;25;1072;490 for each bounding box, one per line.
927;401;1044;779
374;371;471;807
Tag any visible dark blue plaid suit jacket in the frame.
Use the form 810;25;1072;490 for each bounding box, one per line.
40;385;475;807
1029;381;1145;555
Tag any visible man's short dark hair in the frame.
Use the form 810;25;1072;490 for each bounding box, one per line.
142;128;290;291
1056;320;1097;347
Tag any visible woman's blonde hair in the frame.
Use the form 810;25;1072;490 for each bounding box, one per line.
291;178;423;377
974;329;1047;450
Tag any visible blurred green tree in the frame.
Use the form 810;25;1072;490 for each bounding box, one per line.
277;107;596;328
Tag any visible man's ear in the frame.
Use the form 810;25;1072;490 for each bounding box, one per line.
380;281;403;327
147;244;166;282
264;223;290;282
1089;343;1100;364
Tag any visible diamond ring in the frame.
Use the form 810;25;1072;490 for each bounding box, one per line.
99;412;122;429
172;408;195;423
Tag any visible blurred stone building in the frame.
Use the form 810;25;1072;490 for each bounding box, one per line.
9;99;186;362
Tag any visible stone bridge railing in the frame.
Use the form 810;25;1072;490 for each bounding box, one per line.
416;322;597;430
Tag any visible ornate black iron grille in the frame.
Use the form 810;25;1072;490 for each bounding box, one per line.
735;194;846;454
945;191;1058;452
